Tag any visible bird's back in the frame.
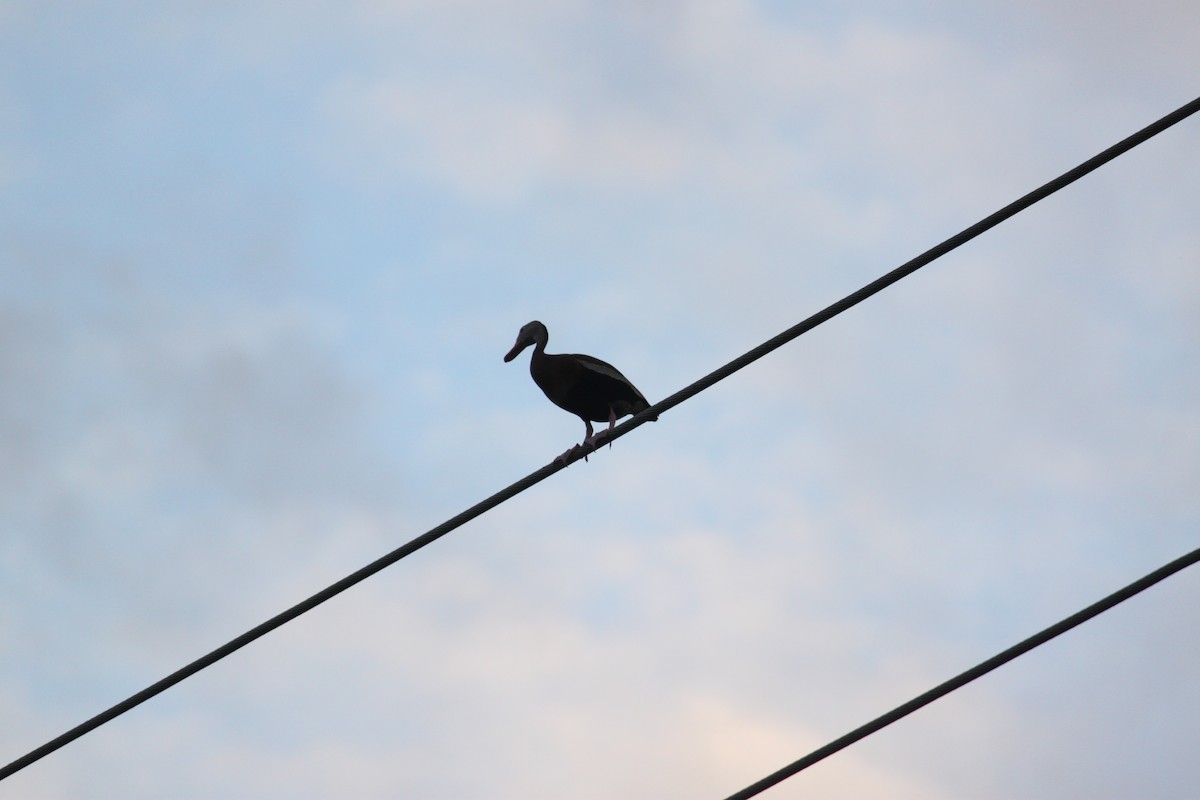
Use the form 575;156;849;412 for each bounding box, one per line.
534;352;653;422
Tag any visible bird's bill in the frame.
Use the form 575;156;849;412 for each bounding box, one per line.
503;338;529;362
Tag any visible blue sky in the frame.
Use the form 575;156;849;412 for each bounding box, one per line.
2;2;1198;798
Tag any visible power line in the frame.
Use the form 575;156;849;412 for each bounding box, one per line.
3;94;1198;782
642;94;1200;425
722;546;1200;800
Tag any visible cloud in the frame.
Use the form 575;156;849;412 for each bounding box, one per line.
1;2;1197;798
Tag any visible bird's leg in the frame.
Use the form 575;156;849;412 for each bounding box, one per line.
581;419;594;461
556;419;593;465
586;407;617;449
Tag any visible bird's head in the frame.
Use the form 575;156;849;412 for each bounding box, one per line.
504;320;548;362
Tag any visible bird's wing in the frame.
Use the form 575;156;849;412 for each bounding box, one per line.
571;353;632;384
571;353;649;404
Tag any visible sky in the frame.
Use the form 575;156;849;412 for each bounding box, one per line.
1;1;1198;798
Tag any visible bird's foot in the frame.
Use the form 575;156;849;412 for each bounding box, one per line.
554;444;589;465
585;429;613;450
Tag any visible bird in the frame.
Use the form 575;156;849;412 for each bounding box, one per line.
504;320;656;462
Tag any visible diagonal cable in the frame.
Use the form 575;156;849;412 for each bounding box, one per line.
722;546;1200;800
606;94;1200;444
2;94;1197;782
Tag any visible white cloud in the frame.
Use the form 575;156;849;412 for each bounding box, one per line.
2;1;1197;798
321;78;693;203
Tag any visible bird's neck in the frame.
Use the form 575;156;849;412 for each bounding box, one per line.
528;338;549;375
